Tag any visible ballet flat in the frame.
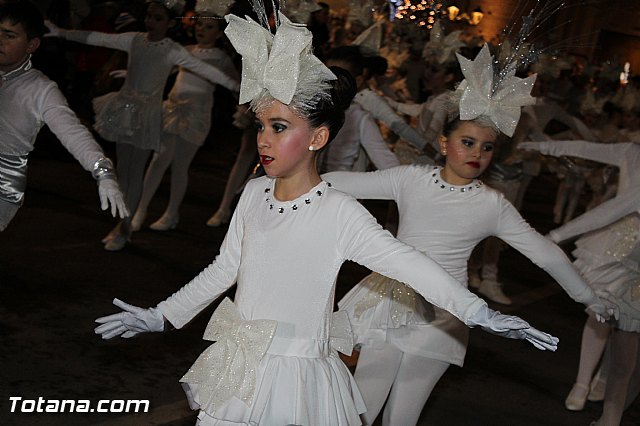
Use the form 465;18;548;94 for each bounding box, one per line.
149;215;178;231
206;210;231;227
565;383;589;411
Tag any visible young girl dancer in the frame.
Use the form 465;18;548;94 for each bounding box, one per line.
45;0;239;250
130;2;238;231
93;10;557;426
520;139;640;426
323;45;615;426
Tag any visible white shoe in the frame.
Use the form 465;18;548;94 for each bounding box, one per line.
130;209;147;232
565;382;589;411
206;210;231;227
478;280;512;305
149;214;178;231
588;377;606;402
104;233;129;251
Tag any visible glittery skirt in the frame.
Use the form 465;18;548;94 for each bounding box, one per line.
162;96;212;146
338;272;469;365
189;336;365;426
92;90;162;150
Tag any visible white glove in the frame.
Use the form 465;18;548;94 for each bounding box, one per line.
467;305;559;351
98;178;129;218
44;20;64;38
588;293;619;323
95;298;165;339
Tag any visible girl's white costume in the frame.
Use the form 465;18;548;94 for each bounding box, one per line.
59;31;239;150
158;176;487;425
163;45;236;146
326;164;599;364
524;140;640;331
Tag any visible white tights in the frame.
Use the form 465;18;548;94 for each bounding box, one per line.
136;134;200;220
354;342;450;426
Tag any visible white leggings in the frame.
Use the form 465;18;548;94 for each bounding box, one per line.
136;134;200;219
114;142;152;234
354;342;450;426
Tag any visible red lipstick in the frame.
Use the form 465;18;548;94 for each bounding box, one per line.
466;161;480;169
260;155;273;166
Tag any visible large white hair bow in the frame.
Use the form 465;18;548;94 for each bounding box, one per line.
225;12;335;106
455;44;537;137
422;21;464;65
281;0;322;24
195;0;234;16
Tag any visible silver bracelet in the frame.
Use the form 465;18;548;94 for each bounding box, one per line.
92;157;116;181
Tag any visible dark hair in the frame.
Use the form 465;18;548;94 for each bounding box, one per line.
146;0;179;21
307;66;357;144
0;0;45;40
326;45;364;78
362;54;387;77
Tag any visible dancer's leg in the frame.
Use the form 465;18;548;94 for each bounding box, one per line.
381;354;449;426
135;136;177;219
353;342;404;426
163;140;199;219
600;330;639;425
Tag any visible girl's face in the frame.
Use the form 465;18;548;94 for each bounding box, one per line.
255;101;323;180
194;17;221;48
439;120;497;185
144;2;172;41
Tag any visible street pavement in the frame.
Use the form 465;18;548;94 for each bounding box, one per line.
1;124;639;425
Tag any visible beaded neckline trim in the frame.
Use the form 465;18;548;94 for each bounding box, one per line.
431;168;482;192
264;182;331;214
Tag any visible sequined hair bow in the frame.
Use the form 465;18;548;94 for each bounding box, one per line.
454;44;537;137
224;11;336;108
422;21;464;65
147;0;185;14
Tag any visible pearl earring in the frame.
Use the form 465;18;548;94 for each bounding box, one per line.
308;146;315;151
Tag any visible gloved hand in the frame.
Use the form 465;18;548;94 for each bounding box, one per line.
98;178;129;218
587;293;619;323
467;305;559;351
95;298;165;339
44;20;64;38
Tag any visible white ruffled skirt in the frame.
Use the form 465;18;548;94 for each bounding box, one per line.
163;96;212;146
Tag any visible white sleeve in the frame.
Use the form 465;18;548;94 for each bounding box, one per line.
323;166;408;200
171;45;240;93
157;189;246;328
493;195;597;305
359;115;400;170
529;140;631;167
63;30;135;52
549;192;640;243
336;197;487;324
41;83;106;171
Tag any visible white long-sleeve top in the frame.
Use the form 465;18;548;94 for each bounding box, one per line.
353;88;428;150
0;68;104;164
319;102;400;172
324;165;597;362
158;176;486;337
527;141;640;242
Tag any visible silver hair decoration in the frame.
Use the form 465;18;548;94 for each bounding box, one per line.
195;0;234;17
224;1;336;120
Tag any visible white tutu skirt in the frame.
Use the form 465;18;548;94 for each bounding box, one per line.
93;90;162;150
574;251;640;332
163;96;212;146
185;340;365;426
338;273;468;365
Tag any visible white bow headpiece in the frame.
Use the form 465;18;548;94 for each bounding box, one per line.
225;12;336;107
195;0;234;16
422;21;464;65
180;298;277;412
147;0;185;14
352;20;383;56
455;44;537;137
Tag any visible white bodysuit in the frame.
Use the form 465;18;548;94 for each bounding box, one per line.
325;164;596;365
157;175;486;425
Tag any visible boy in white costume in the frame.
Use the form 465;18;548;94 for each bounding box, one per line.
0;0;127;231
92;4;558;425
